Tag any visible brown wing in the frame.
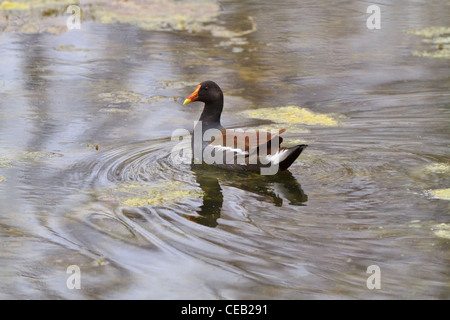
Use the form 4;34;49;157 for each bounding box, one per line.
209;128;285;155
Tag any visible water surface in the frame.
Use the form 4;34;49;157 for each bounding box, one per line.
0;0;449;299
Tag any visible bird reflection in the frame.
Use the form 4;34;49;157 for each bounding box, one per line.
188;164;308;227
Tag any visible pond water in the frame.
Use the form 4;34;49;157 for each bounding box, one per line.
0;0;449;299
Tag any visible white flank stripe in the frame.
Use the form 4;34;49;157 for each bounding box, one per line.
214;145;248;155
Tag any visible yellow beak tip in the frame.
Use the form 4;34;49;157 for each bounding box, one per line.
183;99;191;105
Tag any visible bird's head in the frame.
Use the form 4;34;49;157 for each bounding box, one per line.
183;80;223;105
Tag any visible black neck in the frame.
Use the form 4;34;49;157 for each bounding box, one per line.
198;98;223;128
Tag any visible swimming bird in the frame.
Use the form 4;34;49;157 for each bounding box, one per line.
183;80;307;174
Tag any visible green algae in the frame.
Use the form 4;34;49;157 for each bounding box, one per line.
97;90;170;113
92;0;220;33
428;188;450;201
409;26;450;59
408;26;450;38
0;0;78;34
423;37;450;45
0;175;6;183
431;223;450;240
372;220;450;242
0;158;13;168
98;181;203;208
99;90;169;104
243;106;342;126
123;190;198;207
93;4;256;38
413;49;450;59
423;163;450;174
20;151;63;161
410;162;450;180
410;163;450;202
0;0;255;41
0;1;29;10
99;90;146;104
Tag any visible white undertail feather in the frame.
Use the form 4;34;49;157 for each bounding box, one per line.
265;149;289;165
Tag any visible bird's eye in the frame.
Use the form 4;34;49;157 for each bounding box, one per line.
204;86;208;91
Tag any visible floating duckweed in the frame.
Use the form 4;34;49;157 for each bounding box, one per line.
99;90;145;103
0;0;79;34
100;181;203;207
428;188;450;201
123;189;198;207
432;223;450;240
0;0;251;39
95;10;118;24
243;106;342;126
0;175;6;183
424;163;450;173
99;91;169;105
0;1;30;10
0;158;13;168
0;0;237;36
21;151;63;160
408;26;450;38
423;37;450;45
93;0;220;33
91;2;256;37
409;26;450;59
413;49;450;59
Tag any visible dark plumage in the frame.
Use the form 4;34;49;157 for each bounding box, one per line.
183;81;307;174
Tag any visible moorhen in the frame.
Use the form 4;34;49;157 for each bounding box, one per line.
183;80;307;174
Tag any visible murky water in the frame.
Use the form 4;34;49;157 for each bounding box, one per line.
0;0;449;299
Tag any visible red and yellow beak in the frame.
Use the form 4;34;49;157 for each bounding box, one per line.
183;84;201;105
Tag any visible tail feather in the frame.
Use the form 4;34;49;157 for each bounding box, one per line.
277;144;307;171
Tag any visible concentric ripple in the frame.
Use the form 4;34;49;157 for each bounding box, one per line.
59;137;325;296
59;124;449;299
